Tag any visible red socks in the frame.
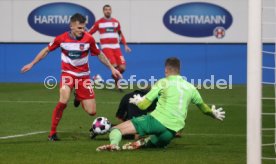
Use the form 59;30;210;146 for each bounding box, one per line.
49;102;67;136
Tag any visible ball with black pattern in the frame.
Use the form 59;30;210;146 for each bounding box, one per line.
91;117;111;134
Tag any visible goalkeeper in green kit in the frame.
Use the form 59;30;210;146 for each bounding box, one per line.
96;57;226;151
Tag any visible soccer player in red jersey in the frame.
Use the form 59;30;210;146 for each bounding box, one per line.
89;4;131;90
21;13;122;141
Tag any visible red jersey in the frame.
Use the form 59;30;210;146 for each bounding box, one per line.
89;17;126;49
48;32;100;77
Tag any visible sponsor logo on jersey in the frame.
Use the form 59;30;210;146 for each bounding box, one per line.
163;2;233;38
106;27;115;32
28;2;95;36
68;51;82;59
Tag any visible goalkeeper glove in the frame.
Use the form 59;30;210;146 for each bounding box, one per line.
211;105;225;121
129;94;144;105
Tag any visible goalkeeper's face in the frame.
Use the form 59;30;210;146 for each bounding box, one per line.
165;66;179;77
165;67;169;77
103;7;112;18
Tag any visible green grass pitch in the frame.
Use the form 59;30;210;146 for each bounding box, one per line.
0;84;274;163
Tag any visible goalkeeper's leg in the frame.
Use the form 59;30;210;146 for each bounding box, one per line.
122;115;176;150
148;130;175;148
122;130;175;150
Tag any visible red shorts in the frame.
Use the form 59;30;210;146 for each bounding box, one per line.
60;72;95;100
102;48;126;66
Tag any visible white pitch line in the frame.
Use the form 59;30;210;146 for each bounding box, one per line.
0;131;271;140
0;131;47;140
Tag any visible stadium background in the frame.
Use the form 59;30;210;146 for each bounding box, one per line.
0;0;273;84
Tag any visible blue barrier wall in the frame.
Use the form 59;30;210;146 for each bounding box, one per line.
0;43;274;84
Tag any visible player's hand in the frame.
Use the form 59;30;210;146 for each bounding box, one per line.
211;105;225;121
129;94;144;105
111;68;122;79
125;45;131;53
21;63;34;73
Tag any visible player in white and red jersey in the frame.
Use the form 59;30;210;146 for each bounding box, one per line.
89;4;131;91
21;13;121;141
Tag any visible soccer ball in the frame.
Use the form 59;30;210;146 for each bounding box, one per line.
91;117;111;135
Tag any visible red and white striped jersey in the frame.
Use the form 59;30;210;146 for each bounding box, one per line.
89;17;126;49
48;32;101;77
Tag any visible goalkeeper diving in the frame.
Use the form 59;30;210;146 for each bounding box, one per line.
96;57;225;151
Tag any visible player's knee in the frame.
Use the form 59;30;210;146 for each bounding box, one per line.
59;86;71;103
156;131;174;147
85;106;96;116
88;111;96;116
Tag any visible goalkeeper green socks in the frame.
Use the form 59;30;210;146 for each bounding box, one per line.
109;128;122;146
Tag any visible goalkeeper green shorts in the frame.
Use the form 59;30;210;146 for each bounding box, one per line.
131;114;175;137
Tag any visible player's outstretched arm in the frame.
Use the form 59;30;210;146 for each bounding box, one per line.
21;47;50;73
196;103;225;121
97;52;122;79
